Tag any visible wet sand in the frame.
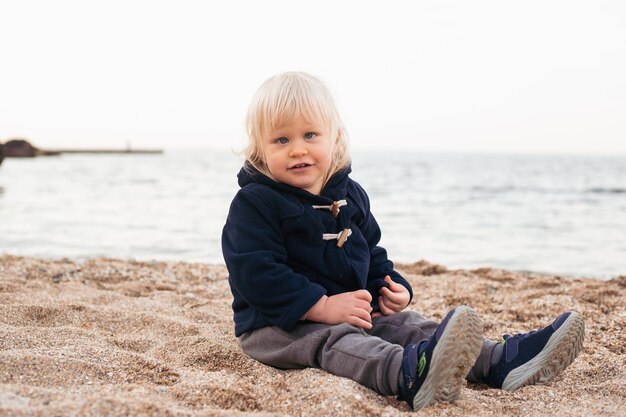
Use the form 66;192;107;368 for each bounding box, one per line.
0;255;624;416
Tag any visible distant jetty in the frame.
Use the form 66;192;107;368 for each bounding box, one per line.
0;139;162;160
43;148;163;155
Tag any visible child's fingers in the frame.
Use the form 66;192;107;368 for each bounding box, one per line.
380;293;405;312
355;319;372;330
355;299;373;313
384;275;398;288
384;276;406;293
379;287;405;305
350;308;372;327
349;317;373;329
354;305;373;322
378;297;395;316
353;289;373;303
379;286;396;300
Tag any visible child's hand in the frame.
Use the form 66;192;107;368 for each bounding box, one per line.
372;276;410;318
305;290;373;329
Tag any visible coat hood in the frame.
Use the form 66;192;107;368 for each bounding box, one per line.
236;161;352;202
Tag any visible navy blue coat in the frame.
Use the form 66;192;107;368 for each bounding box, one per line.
222;163;413;337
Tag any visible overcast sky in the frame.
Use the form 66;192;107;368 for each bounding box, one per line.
1;0;625;154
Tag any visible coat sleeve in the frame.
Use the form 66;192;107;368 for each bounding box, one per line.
351;183;414;308
222;187;327;332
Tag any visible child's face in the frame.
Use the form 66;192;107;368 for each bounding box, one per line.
263;116;333;195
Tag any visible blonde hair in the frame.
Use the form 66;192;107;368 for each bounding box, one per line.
244;71;350;184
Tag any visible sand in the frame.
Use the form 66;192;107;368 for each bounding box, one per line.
0;255;624;416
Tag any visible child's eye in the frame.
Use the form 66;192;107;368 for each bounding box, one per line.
304;132;317;140
275;137;289;144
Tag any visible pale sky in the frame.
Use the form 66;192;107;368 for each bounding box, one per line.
1;0;625;154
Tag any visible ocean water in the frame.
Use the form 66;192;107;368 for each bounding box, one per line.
1;149;624;279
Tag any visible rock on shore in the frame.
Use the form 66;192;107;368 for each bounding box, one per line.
0;255;624;416
1;139;40;158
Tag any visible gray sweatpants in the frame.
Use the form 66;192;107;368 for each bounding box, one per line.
239;310;498;396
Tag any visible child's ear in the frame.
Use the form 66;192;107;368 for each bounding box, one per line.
335;128;342;144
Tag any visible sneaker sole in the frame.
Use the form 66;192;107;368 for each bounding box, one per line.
413;306;483;411
501;311;585;391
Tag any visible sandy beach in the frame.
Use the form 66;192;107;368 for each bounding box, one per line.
0;255;624;416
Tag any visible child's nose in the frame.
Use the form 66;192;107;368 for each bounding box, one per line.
289;144;308;157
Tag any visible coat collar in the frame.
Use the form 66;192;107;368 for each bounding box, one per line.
237;161;351;203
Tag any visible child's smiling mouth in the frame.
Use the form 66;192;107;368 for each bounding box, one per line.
288;163;313;170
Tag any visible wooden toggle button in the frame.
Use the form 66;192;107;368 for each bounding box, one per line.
336;228;350;248
331;201;341;218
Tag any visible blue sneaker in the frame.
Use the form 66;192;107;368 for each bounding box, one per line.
400;306;483;410
485;311;585;391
